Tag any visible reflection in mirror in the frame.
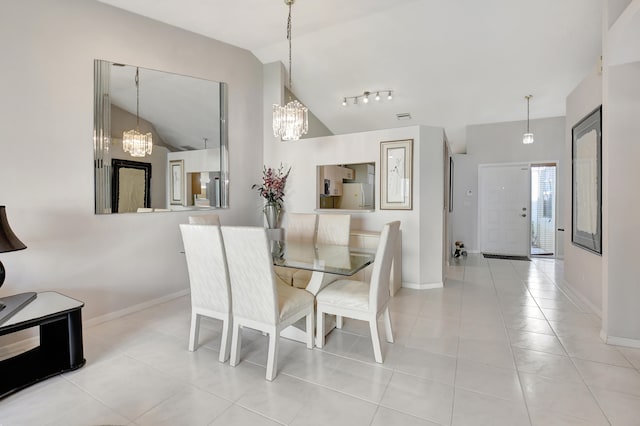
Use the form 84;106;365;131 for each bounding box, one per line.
112;159;151;213
316;163;375;210
93;60;228;214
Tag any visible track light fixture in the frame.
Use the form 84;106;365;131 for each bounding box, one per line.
341;90;394;106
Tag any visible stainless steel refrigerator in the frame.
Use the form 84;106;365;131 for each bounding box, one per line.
340;183;374;209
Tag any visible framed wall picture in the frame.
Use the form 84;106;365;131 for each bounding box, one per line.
169;159;185;206
571;105;602;254
380;139;413;210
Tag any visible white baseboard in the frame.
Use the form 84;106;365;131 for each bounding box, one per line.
558;281;602;318
603;333;640;349
84;289;189;328
561;284;640;349
403;282;444;290
0;289;190;360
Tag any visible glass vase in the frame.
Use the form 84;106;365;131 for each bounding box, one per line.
263;202;281;229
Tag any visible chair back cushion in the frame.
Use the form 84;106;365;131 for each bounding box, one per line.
179;224;231;313
369;221;401;313
221;226;279;324
188;214;221;225
285;213;317;242
317;214;351;245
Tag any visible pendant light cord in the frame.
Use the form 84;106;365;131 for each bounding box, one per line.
135;67;140;130
524;94;532;133
527;96;530;133
287;2;292;91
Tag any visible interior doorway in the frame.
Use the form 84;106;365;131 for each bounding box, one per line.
530;164;556;256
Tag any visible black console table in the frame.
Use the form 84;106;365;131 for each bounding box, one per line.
0;291;85;399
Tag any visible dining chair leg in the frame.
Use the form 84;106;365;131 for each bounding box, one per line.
383;306;394;343
188;312;200;351
230;322;242;367
336;315;343;329
266;331;279;381
219;314;232;363
369;317;383;363
316;309;325;348
306;312;314;349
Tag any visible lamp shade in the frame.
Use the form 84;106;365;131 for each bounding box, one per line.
0;206;27;253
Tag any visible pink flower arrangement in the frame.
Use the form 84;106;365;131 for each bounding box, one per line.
252;164;291;207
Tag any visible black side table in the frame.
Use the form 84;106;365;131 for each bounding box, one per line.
0;291;85;399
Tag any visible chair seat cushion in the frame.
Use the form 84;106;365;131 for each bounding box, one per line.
292;269;312;289
276;282;314;322
316;279;369;312
274;265;295;285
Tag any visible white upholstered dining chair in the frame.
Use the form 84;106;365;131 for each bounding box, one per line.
188;214;221;225
316;213;351;245
221;226;315;381
315;221;400;363
292;213;351;289
284;213;317;242
179;224;232;363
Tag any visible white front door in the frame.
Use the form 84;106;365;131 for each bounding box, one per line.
479;164;530;256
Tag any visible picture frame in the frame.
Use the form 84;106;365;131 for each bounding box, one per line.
169;159;185;206
111;159;151;213
380;139;413;210
571;105;602;255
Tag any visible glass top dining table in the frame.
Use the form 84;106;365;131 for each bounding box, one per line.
270;240;375;296
270;240;375;343
272;241;374;275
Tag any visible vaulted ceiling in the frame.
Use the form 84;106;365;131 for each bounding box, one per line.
97;0;603;153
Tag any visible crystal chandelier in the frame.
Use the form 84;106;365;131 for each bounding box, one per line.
272;0;308;141
522;95;534;145
123;67;153;157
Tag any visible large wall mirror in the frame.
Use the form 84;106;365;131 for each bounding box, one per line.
93;60;228;214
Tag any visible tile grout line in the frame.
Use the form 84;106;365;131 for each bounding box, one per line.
490;259;534;426
527;258;612;425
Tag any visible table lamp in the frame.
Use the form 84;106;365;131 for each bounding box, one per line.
0;205;35;324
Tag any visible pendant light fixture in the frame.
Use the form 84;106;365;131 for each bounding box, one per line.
272;0;308;141
123;67;153;157
523;95;534;145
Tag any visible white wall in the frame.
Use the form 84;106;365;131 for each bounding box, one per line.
262;61;446;287
561;0;640;346
259;124;445;288
603;61;640;343
0;0;264;321
564;71;603;315
451;117;566;253
284;88;333;139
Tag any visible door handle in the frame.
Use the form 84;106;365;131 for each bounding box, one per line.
521;214;527;217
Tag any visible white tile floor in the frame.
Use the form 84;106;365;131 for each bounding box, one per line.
3;254;640;425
